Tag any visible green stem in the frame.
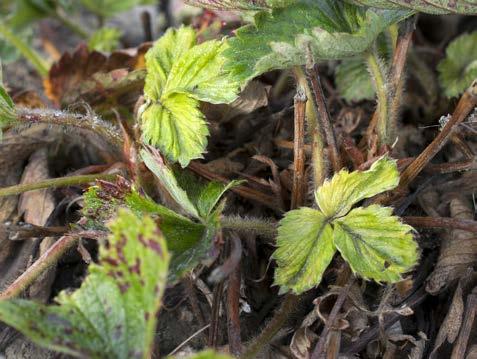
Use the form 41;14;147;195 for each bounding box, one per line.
366;48;390;146
0;173;117;198
53;9;89;39
221;215;277;239
0;22;49;77
241;294;299;359
293;66;327;188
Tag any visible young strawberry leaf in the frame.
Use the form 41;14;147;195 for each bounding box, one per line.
437;31;477;98
273;157;419;294
224;1;411;84
333;205;418;282
315;156;399;218
349;0;477;14
141;26;240;167
273;208;335;294
0;209;170;358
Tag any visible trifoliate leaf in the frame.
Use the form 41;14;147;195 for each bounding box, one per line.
273;208;335;294
183;0;293;10
333;205;418;282
315;156;399;218
0;209;170;358
141;26;239;166
0;82;16;140
88;27;122;52
224;1;411;84
438;31;477;98
348;0;477;14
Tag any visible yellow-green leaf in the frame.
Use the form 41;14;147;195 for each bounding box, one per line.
333;205;418;282
141;94;209;167
315;156;399;218
141;26;239;166
273;208;335;294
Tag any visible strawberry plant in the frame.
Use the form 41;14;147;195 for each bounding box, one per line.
0;0;477;358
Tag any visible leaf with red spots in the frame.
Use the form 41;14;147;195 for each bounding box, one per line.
0;209;170;359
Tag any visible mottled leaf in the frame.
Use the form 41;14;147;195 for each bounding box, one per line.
273;208;336;294
315;156;399;218
438;31;477;98
333;205;418;282
141;26;239;166
0;209;170;358
348;0;477;14
224;1;410;84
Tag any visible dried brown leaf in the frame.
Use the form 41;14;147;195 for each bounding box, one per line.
44;43;150;107
426;196;477;294
430;281;464;358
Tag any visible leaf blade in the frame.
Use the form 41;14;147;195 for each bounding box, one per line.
333;205;418;282
273;208;336;294
315;156;399;218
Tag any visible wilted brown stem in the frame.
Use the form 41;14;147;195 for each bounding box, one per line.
399;81;477;189
305;64;342;173
0;236;77;299
291;87;307;209
403;216;477;233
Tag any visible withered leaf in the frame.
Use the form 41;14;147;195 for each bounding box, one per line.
44;43;150;107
